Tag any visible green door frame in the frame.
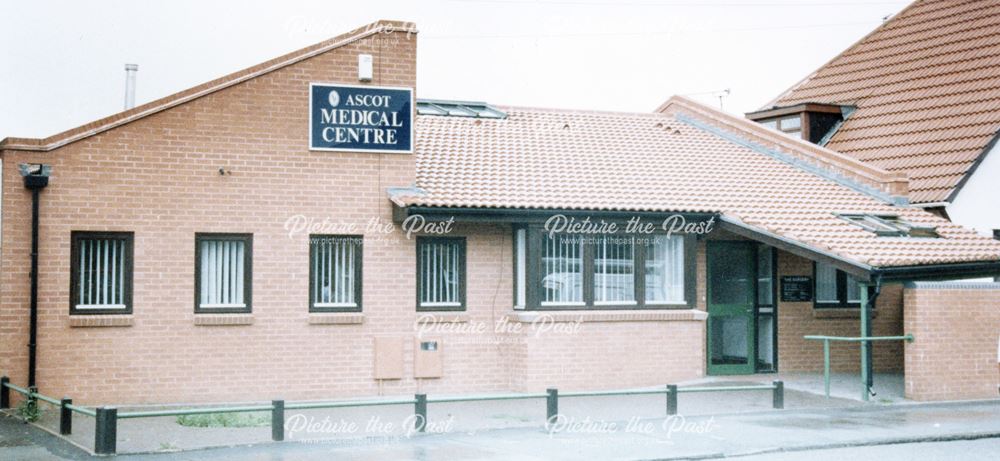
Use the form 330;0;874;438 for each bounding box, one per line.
706;241;757;375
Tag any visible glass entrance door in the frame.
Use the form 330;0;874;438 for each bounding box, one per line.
707;241;756;375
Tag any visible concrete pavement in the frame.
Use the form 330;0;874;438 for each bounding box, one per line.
3;398;999;460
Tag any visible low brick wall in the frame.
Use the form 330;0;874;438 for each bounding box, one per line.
904;282;1000;401
509;311;706;391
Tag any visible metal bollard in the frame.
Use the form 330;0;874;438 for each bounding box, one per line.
272;400;285;441
0;376;9;409
666;384;678;415
60;398;72;435
414;394;427;433
546;388;559;428
94;407;118;455
773;381;784;409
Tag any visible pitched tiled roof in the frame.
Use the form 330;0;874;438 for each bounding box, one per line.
398;96;1000;268
0;20;416;151
762;0;1000;204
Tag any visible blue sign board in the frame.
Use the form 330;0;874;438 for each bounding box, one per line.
309;83;413;153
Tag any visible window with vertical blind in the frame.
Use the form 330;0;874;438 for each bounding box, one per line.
645;235;686;304
70;232;133;314
195;234;252;313
417;237;466;311
814;261;863;308
542;233;585;306
310;235;362;312
518;227;694;310
594;235;635;305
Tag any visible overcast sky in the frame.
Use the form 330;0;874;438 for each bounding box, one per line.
1;0;910;138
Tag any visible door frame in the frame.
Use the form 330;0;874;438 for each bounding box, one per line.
706;240;757;375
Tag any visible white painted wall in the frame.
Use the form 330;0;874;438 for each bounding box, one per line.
946;139;1000;282
947;139;1000;238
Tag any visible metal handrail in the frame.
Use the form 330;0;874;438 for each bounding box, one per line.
2;376;785;456
118;404;274;419
678;384;777;393
287;397;417;410
804;335;914;342
804;334;915;398
65;403;96;417
4;382;31;396
427;393;546;403
3;382;68;407
560;388;667;398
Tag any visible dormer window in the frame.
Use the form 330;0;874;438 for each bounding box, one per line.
759;115;802;139
838;214;938;238
747;103;850;144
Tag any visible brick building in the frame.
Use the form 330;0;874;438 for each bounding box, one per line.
1;19;999;406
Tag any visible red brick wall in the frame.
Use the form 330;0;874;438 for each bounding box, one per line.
0;28;432;404
505;242;710;391
0;27;710;405
776;251;904;373
904;283;1000;401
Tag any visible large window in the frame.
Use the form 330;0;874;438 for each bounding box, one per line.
310;235;362;312
417;237;466;311
524;228;693;310
814;261;862;308
195;234;252;313
70;232;133;315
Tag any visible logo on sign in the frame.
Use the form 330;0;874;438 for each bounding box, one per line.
309;83;413;153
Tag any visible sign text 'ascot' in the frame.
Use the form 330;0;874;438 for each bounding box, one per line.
310;83;413;153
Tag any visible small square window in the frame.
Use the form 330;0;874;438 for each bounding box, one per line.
195;234;252;313
814;262;864;308
70;232;134;315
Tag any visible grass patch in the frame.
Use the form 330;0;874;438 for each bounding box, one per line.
175;412;269;428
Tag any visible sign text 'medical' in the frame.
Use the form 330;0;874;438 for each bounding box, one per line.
310;83;413;153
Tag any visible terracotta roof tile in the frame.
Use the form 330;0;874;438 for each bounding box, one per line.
764;0;1000;203
401;96;1000;268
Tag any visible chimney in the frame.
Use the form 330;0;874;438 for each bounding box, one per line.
124;63;138;110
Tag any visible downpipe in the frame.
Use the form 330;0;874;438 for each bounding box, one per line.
19;164;50;388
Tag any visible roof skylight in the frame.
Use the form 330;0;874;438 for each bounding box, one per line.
416;99;507;119
838;214;938;238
